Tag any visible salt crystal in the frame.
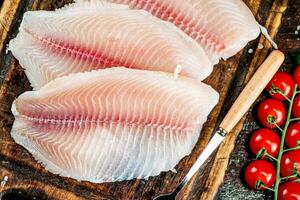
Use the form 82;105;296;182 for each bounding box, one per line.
0;181;5;187
173;65;182;80
248;48;253;54
1;176;8;187
5;43;9;54
297;25;300;30
295;31;299;35
258;43;264;49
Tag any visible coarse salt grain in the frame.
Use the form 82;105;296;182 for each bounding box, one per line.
1;176;8;187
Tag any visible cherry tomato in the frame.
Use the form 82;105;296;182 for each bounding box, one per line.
292;95;300;118
278;181;300;200
257;99;287;128
266;72;295;101
280;150;300;177
286;122;300;148
249;128;280;157
293;65;300;87
244;160;276;190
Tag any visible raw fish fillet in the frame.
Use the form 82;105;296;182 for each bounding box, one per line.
9;1;212;90
11;68;219;183
90;0;260;63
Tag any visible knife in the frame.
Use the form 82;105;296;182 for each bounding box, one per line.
154;50;285;200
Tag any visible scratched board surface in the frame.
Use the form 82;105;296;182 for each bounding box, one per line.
0;0;298;199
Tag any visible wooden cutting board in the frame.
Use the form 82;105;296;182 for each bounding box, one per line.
0;0;298;199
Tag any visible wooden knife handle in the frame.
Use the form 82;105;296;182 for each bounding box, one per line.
219;50;285;133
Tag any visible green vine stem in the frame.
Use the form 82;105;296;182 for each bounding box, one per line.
265;152;278;162
261;184;276;192
283;146;300;152
289;117;300;122
256;148;278;161
280;174;297;181
273;85;298;200
270;84;292;102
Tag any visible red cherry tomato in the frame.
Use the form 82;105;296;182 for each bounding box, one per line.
280;150;300;178
244;160;276;190
293;65;300;87
249;128;280;157
286;122;300;148
292;95;300;118
257;99;287;128
278;181;300;200
266;72;295;101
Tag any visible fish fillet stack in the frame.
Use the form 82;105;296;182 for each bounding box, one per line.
9;0;260;183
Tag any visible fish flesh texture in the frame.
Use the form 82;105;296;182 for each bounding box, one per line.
91;0;260;63
11;67;219;183
99;0;260;63
9;1;212;90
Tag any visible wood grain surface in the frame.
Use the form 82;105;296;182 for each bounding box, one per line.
0;0;298;200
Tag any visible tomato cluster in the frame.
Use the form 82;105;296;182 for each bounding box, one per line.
244;66;300;199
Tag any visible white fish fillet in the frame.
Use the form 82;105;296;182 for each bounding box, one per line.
85;0;260;63
9;1;212;90
11;68;219;183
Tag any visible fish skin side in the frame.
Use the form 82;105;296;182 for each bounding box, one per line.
9;1;212;90
90;0;260;64
11;67;219;183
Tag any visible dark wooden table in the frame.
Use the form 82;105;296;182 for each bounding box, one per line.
0;0;299;199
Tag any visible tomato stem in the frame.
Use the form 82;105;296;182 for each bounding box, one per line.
290;117;300;122
265;153;278;162
256;148;266;159
273;123;284;133
270;84;292;102
278;90;292;102
280;174;297;181
261;184;276;192
256;148;278;161
283;146;300;152
273;85;298;200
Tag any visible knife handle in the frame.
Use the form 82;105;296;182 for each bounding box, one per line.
219;50;285;134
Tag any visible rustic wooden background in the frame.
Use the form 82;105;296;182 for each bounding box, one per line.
0;0;299;199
